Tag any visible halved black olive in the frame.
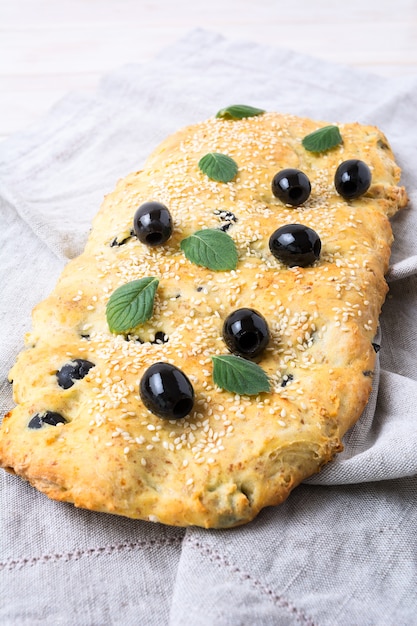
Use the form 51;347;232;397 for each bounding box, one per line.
56;359;95;389
28;411;68;429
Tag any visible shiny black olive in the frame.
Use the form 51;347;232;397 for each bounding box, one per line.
334;159;372;199
271;168;311;206
28;411;67;429
269;223;321;267
222;308;270;359
133;201;173;246
140;362;194;419
56;359;95;389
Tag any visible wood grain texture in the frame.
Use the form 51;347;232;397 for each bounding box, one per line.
1;0;416;140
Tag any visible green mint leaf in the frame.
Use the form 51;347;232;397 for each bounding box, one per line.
106;277;159;333
212;355;270;396
198;152;238;183
302;125;343;153
180;229;238;271
215;104;265;120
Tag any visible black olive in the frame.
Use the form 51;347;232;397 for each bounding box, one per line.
269;223;321;267
271;169;311;206
56;359;95;389
125;335;144;343
377;139;389;151
214;209;237;223
214;209;238;232
281;373;294;387
110;230;134;247
140;362;194;420
334;159;372;199
222;308;270;359
151;331;169;344
133;201;173;246
28;411;67;429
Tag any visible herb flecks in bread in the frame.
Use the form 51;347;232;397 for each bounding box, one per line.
0;110;408;528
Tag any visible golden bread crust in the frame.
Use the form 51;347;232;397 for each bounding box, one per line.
0;112;408;527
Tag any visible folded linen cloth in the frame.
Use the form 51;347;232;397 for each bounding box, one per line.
1;29;416;625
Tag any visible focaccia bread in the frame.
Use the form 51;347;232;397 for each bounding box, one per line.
0;109;408;528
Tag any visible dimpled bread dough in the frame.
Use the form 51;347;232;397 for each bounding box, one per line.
0;112;408;528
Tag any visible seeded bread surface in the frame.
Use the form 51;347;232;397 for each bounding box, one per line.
0;112;408;528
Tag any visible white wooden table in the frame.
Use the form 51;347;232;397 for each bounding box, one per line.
1;0;416;142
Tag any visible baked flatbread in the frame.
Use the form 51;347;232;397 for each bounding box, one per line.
0;110;407;528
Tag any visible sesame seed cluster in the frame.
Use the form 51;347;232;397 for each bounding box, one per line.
0;112;408;528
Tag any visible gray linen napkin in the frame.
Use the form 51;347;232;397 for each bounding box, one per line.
1;29;416;625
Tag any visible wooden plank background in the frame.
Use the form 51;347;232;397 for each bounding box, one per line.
1;0;416;141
